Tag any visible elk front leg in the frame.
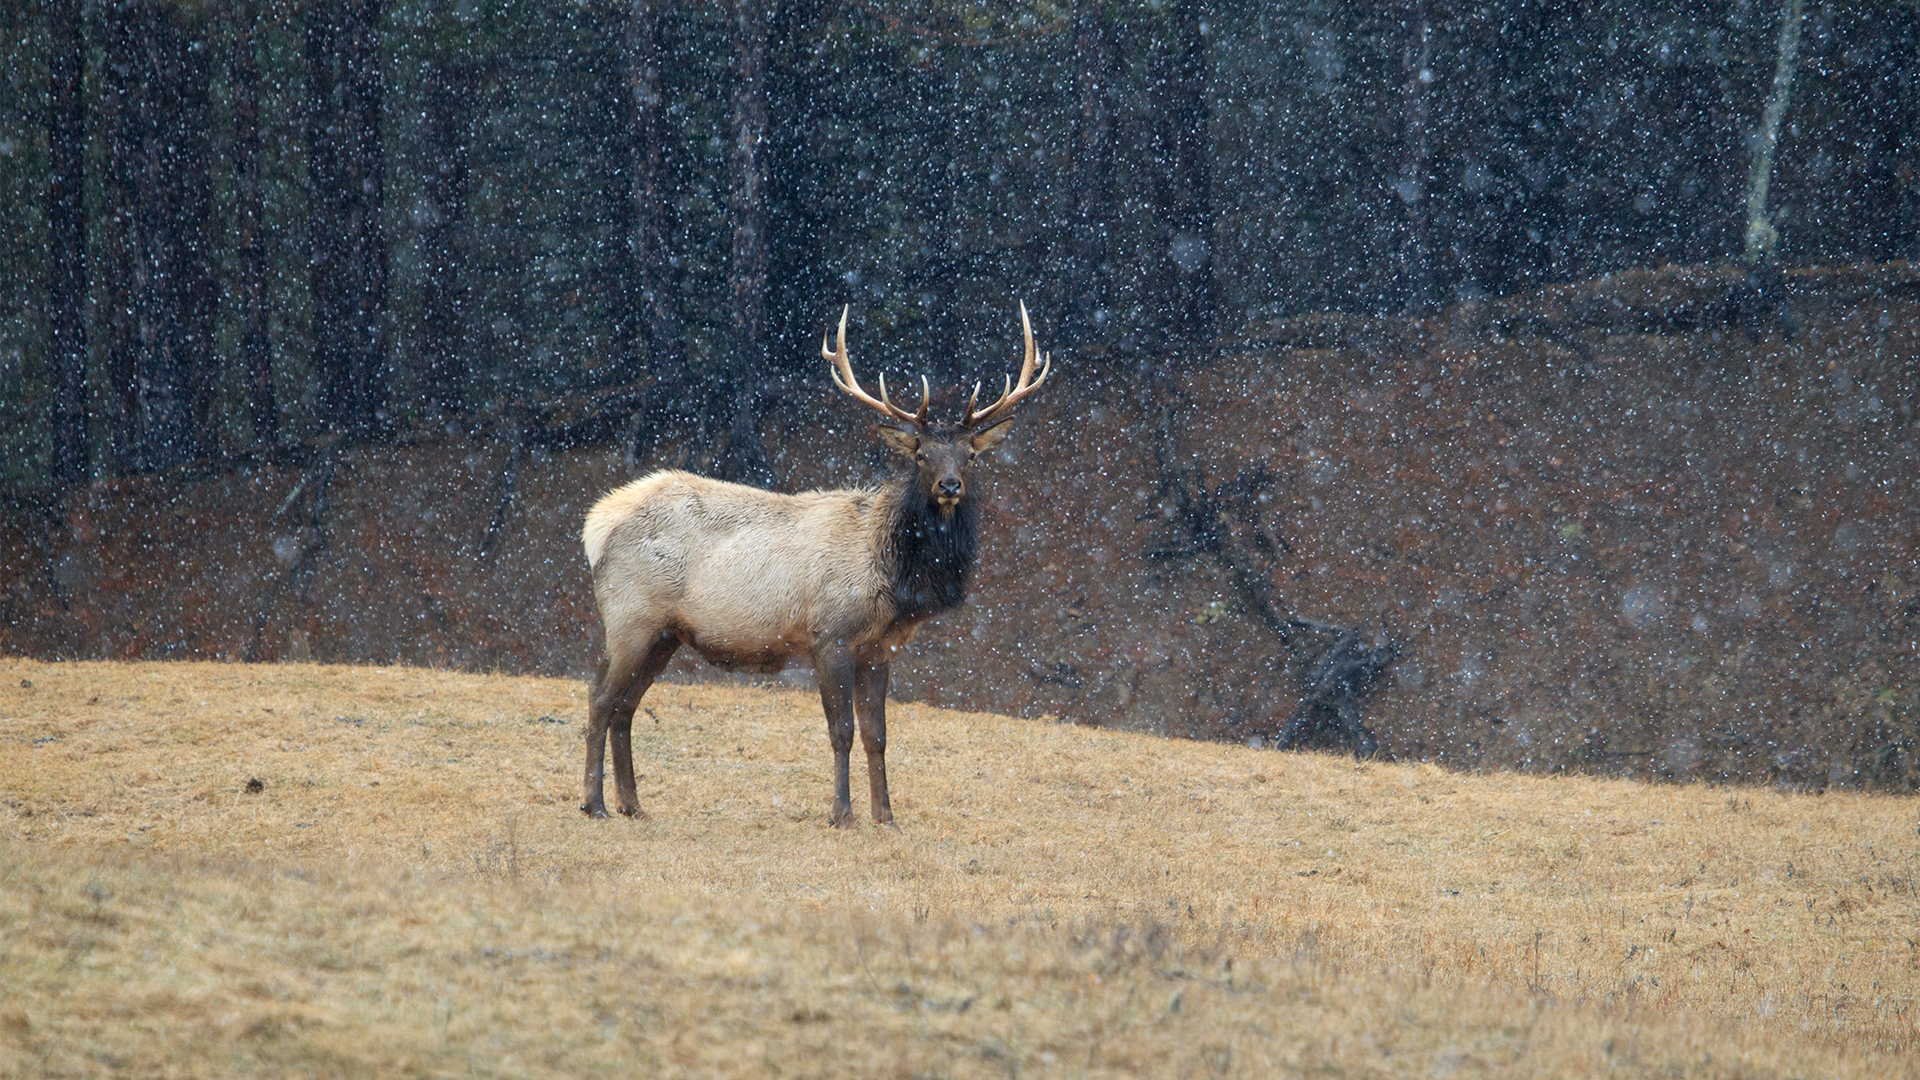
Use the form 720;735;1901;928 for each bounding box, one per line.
854;660;893;825
815;648;858;828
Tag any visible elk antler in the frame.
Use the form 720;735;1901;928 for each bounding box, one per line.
823;306;929;426
964;301;1051;429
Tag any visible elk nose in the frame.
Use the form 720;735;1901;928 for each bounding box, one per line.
938;477;963;499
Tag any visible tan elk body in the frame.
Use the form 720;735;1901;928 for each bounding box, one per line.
579;305;1051;825
583;475;906;673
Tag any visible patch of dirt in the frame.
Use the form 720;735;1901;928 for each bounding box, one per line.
4;263;1918;790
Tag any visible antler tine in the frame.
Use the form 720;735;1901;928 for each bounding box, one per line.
874;373;933;424
1017;299;1040;387
824;306;921;426
964;300;1053;428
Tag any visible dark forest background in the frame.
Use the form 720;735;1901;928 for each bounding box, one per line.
1;0;1916;489
3;0;1920;794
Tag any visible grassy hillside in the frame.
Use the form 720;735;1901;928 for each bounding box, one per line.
9;264;1920;793
1;660;1915;1077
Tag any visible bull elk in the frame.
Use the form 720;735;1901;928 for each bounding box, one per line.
579;304;1052;825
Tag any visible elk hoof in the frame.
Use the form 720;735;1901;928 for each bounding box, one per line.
618;805;647;819
582;803;611;820
830;806;857;829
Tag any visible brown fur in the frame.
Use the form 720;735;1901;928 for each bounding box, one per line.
584;471;911;673
580;442;994;827
581;306;1048;827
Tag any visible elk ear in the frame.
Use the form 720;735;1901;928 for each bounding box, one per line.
876;425;921;457
968;418;1014;454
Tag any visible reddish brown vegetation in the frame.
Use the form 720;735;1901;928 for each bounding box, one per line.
4;265;1917;789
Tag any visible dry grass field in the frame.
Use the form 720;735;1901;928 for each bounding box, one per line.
1;659;1915;1078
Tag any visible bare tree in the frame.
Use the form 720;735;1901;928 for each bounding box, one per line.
306;0;390;436
1397;0;1435;312
624;0;686;437
1145;393;1398;757
97;0;216;472
96;3;136;474
46;0;88;487
629;1;683;370
1148;0;1216;348
722;0;774;484
1065;0;1113;346
418;54;473;418
1857;12;1919;261
1744;0;1802;263
231;0;275;452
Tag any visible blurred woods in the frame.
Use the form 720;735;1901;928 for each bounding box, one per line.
2;0;1916;491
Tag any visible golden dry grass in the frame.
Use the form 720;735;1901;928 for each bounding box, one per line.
1;659;1916;1078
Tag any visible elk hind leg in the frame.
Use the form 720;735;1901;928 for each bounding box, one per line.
610;632;680;817
583;657;618;818
584;630;676;819
815;649;858;828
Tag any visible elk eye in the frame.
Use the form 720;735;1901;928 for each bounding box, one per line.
913;451;927;462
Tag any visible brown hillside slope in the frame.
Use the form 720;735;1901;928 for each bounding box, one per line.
1;661;1915;1077
3;264;1917;791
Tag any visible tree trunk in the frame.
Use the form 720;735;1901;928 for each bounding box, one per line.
1065;0;1113;346
306;0;390;436
46;0;89;488
1744;0;1802;263
722;0;773;484
762;0;827;377
1856;8;1918;262
1397;1;1435;313
729;0;769;364
232;0;276;452
96;4;137;474
419;55;473;417
97;0;216;473
626;0;684;399
1148;0;1216;349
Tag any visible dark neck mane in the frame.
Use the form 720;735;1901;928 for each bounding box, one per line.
883;476;978;623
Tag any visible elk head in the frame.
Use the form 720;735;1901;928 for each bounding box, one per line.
823;303;1051;516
